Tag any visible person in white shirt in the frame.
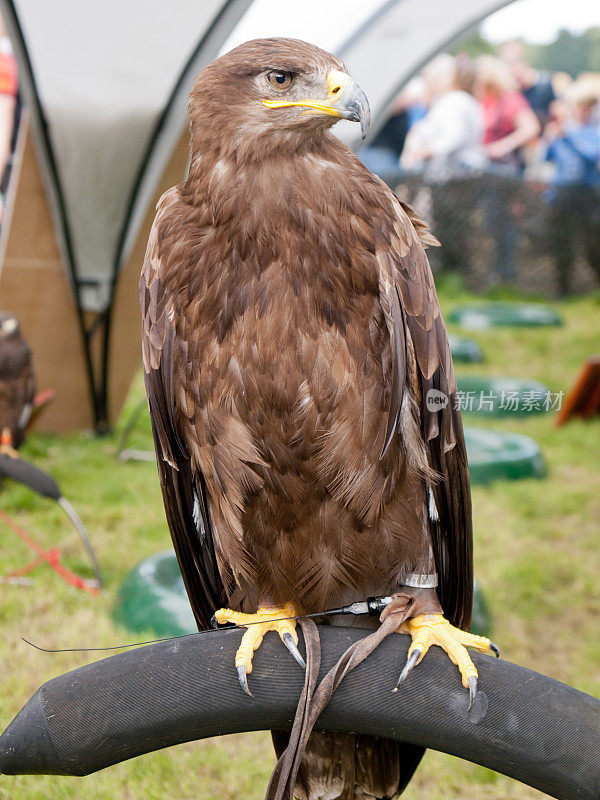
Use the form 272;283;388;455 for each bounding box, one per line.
403;54;486;275
402;53;486;179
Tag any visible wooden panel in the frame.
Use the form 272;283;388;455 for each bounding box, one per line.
0;116;191;433
0;117;93;432
108;130;190;424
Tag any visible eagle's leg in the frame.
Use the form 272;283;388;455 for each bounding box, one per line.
396;614;499;708
0;429;19;459
212;602;305;695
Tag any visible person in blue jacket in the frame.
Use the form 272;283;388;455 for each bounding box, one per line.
544;85;600;295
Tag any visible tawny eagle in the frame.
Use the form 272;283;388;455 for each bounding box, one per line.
141;38;495;800
0;312;35;457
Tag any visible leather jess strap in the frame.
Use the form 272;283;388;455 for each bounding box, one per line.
265;588;442;800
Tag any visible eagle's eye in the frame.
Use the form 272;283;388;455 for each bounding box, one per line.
267;70;294;90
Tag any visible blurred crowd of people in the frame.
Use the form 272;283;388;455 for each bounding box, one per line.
361;41;600;293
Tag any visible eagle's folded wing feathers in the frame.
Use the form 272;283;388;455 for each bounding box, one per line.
140;193;225;630
376;190;473;630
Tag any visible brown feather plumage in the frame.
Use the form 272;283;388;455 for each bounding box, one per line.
0;313;36;448
141;38;472;799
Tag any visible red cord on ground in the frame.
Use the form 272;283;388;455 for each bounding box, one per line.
0;508;99;595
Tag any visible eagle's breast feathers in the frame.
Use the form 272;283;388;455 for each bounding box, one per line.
141;143;470;622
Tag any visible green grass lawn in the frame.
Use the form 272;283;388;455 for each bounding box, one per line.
1;281;599;800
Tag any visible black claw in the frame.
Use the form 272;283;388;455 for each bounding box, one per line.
393;648;421;693
468;676;477;710
237;664;252;696
490;641;500;658
211;615;236;630
282;632;306;669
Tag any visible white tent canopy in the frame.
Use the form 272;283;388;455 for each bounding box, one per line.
0;0;514;430
2;0;253;299
337;0;515;142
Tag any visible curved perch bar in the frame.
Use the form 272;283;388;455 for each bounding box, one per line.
1;627;599;800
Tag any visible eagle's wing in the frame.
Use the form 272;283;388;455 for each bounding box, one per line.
14;359;36;443
377;193;473;630
140;194;225;630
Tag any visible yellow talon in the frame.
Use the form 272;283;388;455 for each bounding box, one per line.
212;603;304;695
396;614;497;705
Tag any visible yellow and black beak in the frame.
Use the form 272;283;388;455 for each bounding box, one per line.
262;69;371;139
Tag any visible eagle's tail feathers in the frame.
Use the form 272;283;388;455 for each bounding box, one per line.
272;730;421;800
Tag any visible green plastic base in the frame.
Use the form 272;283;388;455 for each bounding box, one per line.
113;550;196;637
448;335;483;363
456;375;552;417
465;426;546;485
449;302;562;329
113;553;492;638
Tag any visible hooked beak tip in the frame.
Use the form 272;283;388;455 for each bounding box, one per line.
360;110;371;140
339;82;371;139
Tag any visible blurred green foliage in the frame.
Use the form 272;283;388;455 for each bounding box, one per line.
454;25;600;77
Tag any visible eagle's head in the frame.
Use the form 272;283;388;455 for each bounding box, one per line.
0;312;20;341
189;38;370;159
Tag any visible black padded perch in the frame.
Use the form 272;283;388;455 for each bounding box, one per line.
1;627;600;800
